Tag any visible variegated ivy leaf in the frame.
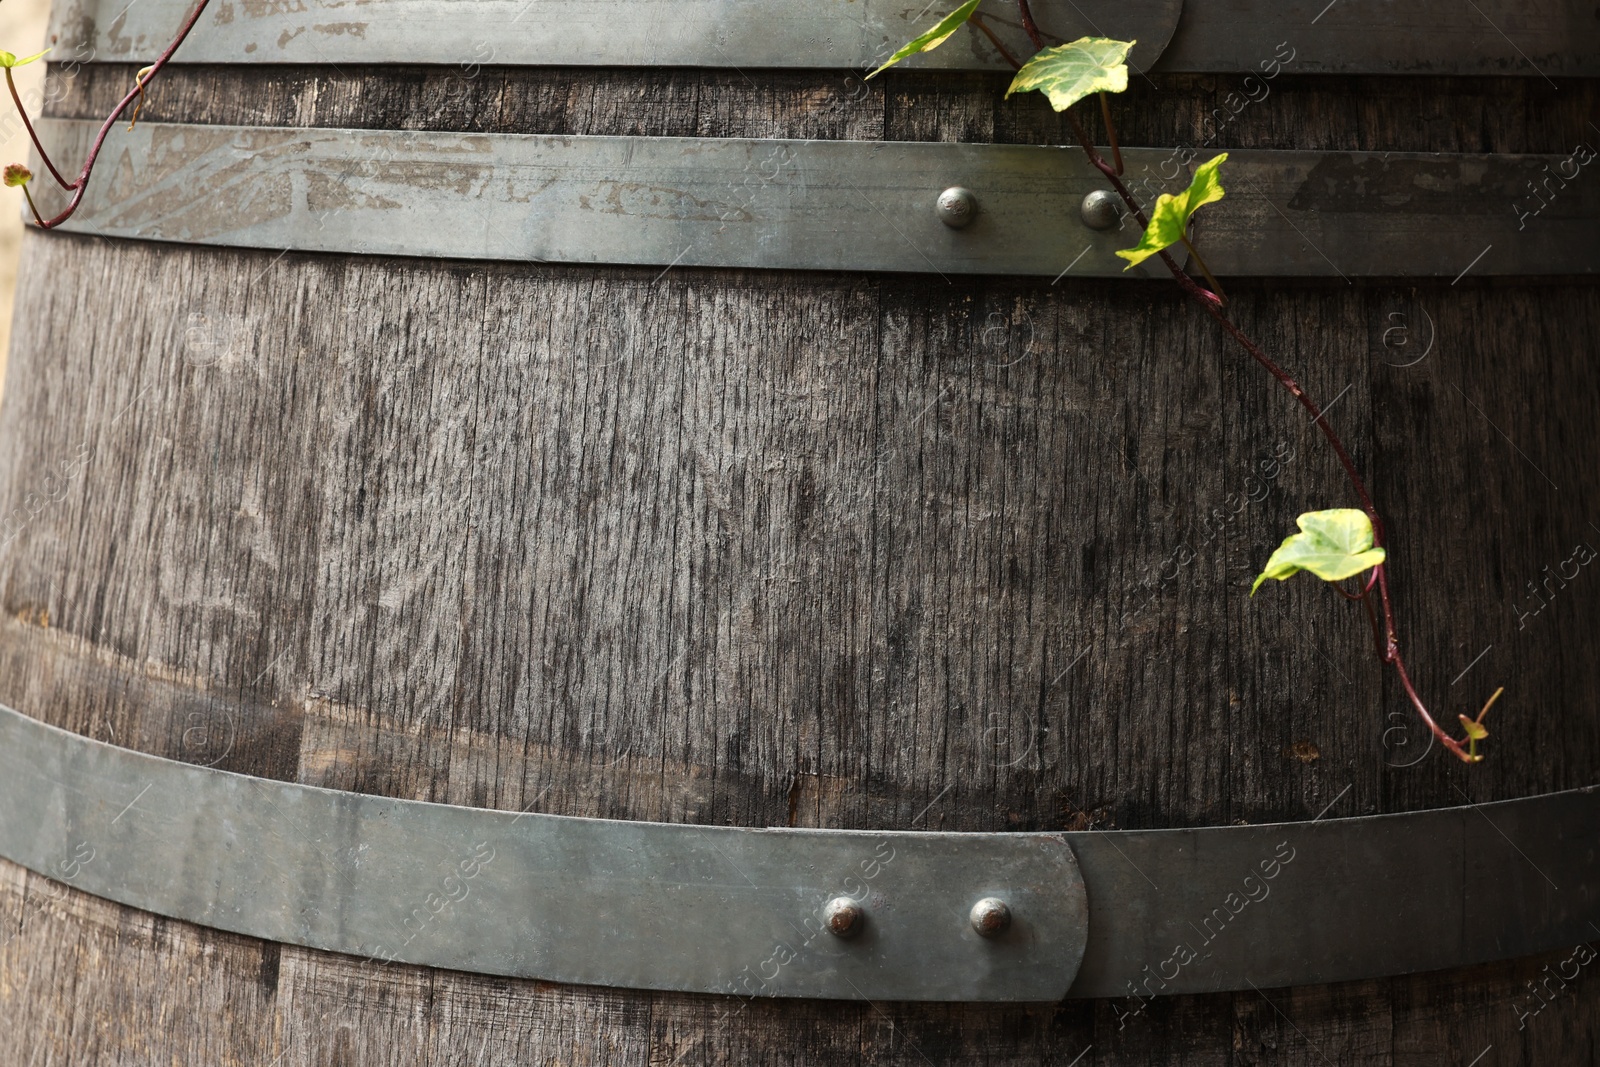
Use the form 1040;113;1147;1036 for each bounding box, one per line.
1251;508;1386;596
867;0;984;79
1004;37;1134;111
1116;152;1227;269
0;49;49;68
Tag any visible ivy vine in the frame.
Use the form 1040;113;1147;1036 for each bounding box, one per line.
870;3;1500;763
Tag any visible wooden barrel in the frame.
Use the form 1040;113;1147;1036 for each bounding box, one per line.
1;6;1597;1062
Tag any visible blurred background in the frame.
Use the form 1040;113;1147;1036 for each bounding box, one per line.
0;0;52;387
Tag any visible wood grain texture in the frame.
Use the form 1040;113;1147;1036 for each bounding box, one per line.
44;65;1598;154
2;237;1595;827
0;56;1595;1064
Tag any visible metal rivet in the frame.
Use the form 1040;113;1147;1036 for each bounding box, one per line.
823;897;865;938
936;186;977;229
1080;189;1123;230
969;897;1012;937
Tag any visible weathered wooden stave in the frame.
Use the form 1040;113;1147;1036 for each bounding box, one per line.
0;60;1595;1062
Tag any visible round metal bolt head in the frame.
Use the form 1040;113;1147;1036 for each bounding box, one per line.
969;897;1012;937
823;897;865;938
1080;189;1123;230
936;186;978;229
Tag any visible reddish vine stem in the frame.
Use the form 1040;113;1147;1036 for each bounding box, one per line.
1058;106;1477;762
970;13;1024;70
1333;568;1380;602
1098;92;1124;175
1016;0;1045;49
5;69;70;189
17;0;212;228
1178;233;1227;305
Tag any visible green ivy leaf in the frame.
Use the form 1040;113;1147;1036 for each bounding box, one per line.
866;0;984;79
1115;152;1228;270
2;163;31;188
1004;37;1134;112
1251;508;1386;596
0;49;50;69
1458;715;1489;741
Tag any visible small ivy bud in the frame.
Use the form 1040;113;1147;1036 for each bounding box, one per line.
0;48;50;69
3;163;31;188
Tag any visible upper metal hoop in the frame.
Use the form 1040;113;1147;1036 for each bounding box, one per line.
45;0;1597;75
32;120;1600;279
